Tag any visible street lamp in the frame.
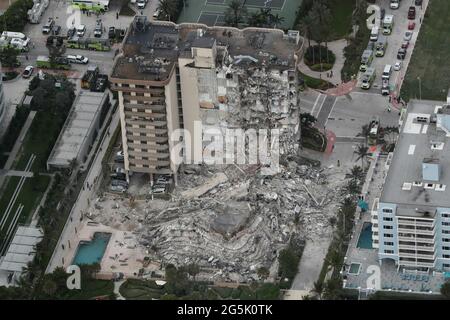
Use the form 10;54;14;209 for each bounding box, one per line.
417;76;422;100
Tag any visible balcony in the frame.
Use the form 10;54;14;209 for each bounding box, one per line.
122;94;165;103
124;103;166;112
399;251;436;260
128;150;169;159
397;219;435;228
111;85;165;94
126;119;167;127
127;142;169;150
398;243;435;251
124;110;167;119
397;227;434;236
126;127;167;135
399;260;435;268
398;235;434;244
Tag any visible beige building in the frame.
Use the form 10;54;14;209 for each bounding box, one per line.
110;16;302;182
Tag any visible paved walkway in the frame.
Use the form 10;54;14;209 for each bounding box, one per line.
0;169;34;178
0;111;36;189
290;237;332;294
113;279;126;300
298;39;347;86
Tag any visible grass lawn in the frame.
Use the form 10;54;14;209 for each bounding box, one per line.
0;108;62;251
63;279;114;300
401;0;450;101
328;0;355;40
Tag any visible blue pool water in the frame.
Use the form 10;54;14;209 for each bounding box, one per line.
357;222;373;249
72;232;111;265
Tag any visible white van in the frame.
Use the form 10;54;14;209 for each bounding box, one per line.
382;64;392;80
370;26;379;42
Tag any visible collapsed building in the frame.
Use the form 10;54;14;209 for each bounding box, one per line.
95;17;348;282
110;17;302;182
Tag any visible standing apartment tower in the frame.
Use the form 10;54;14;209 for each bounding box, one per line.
110;16;302;182
374;100;450;272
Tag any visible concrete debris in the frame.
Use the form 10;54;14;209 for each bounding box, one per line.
91;158;347;283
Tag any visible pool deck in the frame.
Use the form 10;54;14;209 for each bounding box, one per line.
342;152;445;295
62;221;160;278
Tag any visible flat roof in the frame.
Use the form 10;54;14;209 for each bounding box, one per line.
47;91;108;168
381;100;450;209
111;17;301;82
0;227;43;273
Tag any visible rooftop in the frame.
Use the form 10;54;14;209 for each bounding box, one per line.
111;17;301;82
47;91;109;168
381;99;450;209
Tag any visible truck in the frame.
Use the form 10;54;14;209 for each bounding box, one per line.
382;14;394;35
65;37;111;51
36;55;71;70
375;36;388;57
361;67;376;90
0;31;30;52
71;0;109;12
360;49;374;72
368;117;380;146
81;65;99;89
28;0;49;24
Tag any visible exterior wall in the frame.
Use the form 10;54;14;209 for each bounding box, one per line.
378;203;450;271
377;202;399;264
164;71;181;178
435;207;450;271
114;80;172;175
0;70;5;123
178;57;202;163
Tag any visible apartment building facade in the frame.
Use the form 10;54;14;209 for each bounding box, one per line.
110;16;302;181
374;100;450;272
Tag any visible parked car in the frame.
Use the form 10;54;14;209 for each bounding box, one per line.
42;18;54;34
67;54;89;64
115;150;124;162
67;26;76;38
153;9;160;18
390;0;400;9
110;172;127;181
22;65;34;78
397;48;407;60
401;40;409;49
94;19;103;37
394;61;403;71
137;0;147;9
108;27;115;39
111;179;128;188
51;25;61;35
115;167;126;174
77;25;86;37
408;21;416;30
408;6;416;19
404;31;413;41
110;185;127;193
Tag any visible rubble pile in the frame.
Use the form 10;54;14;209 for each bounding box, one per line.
91;160;346;282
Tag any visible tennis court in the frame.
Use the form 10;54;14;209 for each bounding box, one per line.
178;0;299;28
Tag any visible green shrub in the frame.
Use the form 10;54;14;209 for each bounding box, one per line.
304;45;336;66
309;63;334;72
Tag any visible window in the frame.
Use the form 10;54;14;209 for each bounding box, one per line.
443;246;450;251
384;233;393;238
443;255;450;259
384;242;394;246
443;230;450;234
444;264;450;268
443;213;450;218
383;217;393;222
384;250;394;254
383;225;393;230
443;222;450;226
443;238;450;242
382;208;393;214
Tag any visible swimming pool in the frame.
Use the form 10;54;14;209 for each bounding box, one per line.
357;222;373;249
72;232;111;266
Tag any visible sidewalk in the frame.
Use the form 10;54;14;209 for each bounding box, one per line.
298;39;347;86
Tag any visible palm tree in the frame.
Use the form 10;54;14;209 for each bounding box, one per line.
224;0;247;28
270;13;285;28
354;143;369;169
296;15;313;48
311;281;324;300
346;165;364;181
157;0;178;21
